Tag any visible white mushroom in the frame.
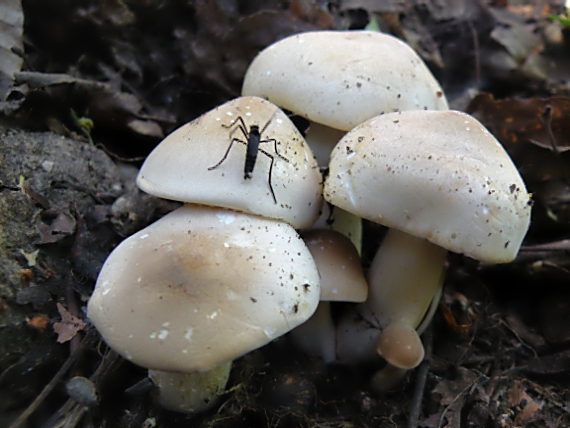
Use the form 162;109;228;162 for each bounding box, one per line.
290;229;368;363
137;96;322;229
90;97;324;412
326;110;532;370
88;204;320;412
243;30;448;135
243;30;449;247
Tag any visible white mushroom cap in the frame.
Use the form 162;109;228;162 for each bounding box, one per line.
137;96;322;229
301;229;367;302
88;204;320;373
325;110;532;262
242;31;448;132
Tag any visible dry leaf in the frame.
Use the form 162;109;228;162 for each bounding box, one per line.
27;314;50;332
468;93;570;153
38;210;77;244
430;368;480;428
53;302;86;343
508;380;543;425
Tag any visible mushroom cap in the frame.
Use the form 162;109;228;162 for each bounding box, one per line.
88;204;320;373
137;96;322;229
242;30;448;131
325;110;532;263
376;323;425;369
301;229;367;302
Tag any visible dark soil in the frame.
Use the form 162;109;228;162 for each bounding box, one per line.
2;1;570;427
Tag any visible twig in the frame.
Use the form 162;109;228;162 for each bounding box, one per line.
467;20;481;90
8;330;97;428
44;348;123;428
498;318;538;358
408;324;433;428
64;277;83;356
542;104;570;186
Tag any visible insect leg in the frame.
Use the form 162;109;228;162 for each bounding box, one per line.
208;138;247;171
222;116;250;141
258;148;277;204
260;138;289;162
222;116;247;132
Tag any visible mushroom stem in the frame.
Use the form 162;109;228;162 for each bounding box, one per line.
304;122;346;166
148;362;231;413
289;303;337;363
370;364;409;392
416;278;444;336
304;122;362;252
290;229;367;363
335;305;381;364
360;228;447;369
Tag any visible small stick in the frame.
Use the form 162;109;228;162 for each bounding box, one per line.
8;330;97;428
408;324;433;428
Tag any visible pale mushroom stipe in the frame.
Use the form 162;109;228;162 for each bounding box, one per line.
327;110;532;374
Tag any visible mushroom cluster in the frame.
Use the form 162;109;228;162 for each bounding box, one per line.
243;30;449;250
329;110;532;388
241;30;532;386
240;31;450;368
88;96;324;412
88;29;533;414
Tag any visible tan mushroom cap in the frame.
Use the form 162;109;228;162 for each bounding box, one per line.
137;96;322;229
242;31;448;131
301;229;367;302
325;110;532;263
376;323;424;370
88;204;320;373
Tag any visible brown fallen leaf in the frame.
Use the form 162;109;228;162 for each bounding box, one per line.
6;72;165;140
38;210;77;244
468;93;570;154
428;368;480;428
27;314;51;332
508;380;543;425
53;302;87;344
524;350;570;376
289;0;333;27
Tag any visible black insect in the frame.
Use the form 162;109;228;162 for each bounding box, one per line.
208;116;289;204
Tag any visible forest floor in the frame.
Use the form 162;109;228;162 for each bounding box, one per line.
1;1;570;427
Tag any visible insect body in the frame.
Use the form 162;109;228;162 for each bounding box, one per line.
208;116;289;204
244;124;261;179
